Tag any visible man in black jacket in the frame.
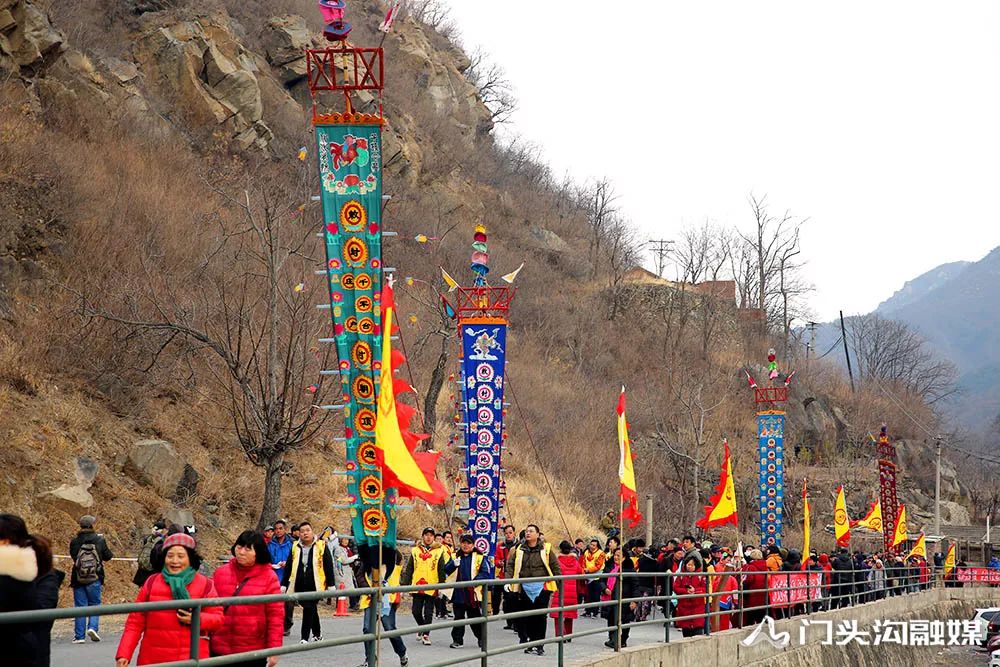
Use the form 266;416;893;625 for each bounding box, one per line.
69;515;114;643
830;548;854;609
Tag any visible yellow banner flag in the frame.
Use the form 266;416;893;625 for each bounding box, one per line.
802;479;811;556
616;387;642;528
834;485;851;547
944;543;957;577
891;505;908;548
374;284;446;504
905;532;926;560
855;500;884;533
696;439;738;530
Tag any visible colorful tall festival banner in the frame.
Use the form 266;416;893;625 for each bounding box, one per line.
307;15;395;546
449;225;516;561
747;349;793;547
876;424;900;553
757;411;786;546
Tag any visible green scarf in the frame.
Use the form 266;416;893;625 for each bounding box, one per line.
161;566;196;600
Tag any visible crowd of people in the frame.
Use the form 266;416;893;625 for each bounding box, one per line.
0;511;981;667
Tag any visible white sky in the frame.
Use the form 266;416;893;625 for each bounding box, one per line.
442;1;1000;321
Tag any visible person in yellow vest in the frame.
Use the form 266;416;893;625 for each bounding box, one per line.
581;538;606;617
505;524;562;656
358;547;409;667
436;530;456;619
400;527;447;645
280;521;335;644
443;534;493;649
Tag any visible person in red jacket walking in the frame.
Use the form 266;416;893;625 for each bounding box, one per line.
115;533;224;666
550;541;583;639
212;531;284;667
673;558;708;638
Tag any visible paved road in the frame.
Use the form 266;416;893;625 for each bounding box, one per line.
51;609;667;666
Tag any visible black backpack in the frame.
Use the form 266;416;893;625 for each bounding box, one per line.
74;543;101;585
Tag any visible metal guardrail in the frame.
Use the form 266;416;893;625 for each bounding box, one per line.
0;565;967;666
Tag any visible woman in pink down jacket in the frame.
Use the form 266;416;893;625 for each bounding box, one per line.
211;530;284;667
115;533;224;666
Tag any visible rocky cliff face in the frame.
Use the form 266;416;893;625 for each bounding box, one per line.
1;1;490;163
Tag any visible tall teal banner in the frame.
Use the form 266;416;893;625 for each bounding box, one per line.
316;122;396;546
757;411;785;547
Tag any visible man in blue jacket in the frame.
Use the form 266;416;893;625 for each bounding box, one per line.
268;519;294;635
443;534;493;650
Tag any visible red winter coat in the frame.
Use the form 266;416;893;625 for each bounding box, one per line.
673;573;708;629
211;561;284;657
550;554;583;619
115;572;224;665
740;559;770;615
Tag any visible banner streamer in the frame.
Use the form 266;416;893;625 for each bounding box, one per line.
316;120;396;546
876;424;900;553
758;411;786;546
452;225;515;562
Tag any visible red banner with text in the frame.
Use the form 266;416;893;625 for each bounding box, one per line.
767;572;823;607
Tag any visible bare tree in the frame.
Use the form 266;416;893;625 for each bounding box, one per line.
68;171;331;529
408;285;457;449
583;178;619;280
737;194;811;338
674;221;735;358
845;313;958;404
603;215;642;320
465;48;517;125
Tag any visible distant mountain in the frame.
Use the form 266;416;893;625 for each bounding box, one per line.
814;247;1000;432
875;260;971;315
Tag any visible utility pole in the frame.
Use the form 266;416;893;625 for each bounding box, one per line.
935;436;942;551
805;321;817;361
646;494;654;545
648;239;673;278
839;311;855;393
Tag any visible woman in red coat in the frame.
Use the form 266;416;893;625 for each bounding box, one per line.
550;540;583;638
740;549;770;626
212;531;284;667
115;533;224;666
673;557;708;637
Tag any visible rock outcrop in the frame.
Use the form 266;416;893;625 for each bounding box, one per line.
0;0;64;71
39;456;99;512
133;18;273;150
127;439;200;502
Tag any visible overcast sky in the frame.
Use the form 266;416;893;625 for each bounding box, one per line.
442;1;1000;322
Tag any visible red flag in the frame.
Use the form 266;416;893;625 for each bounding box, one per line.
379;0;401;32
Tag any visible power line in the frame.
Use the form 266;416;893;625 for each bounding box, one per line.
868;375;1000;467
815;335;843;360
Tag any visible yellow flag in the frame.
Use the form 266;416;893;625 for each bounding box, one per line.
616;387;642;528
944;543;956;577
374;285;446;504
891;505;908;548
834;485;850;547
856;500;884;533
696;440;738;529
905;532;926;560
802;480;811;555
440;267;459;292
